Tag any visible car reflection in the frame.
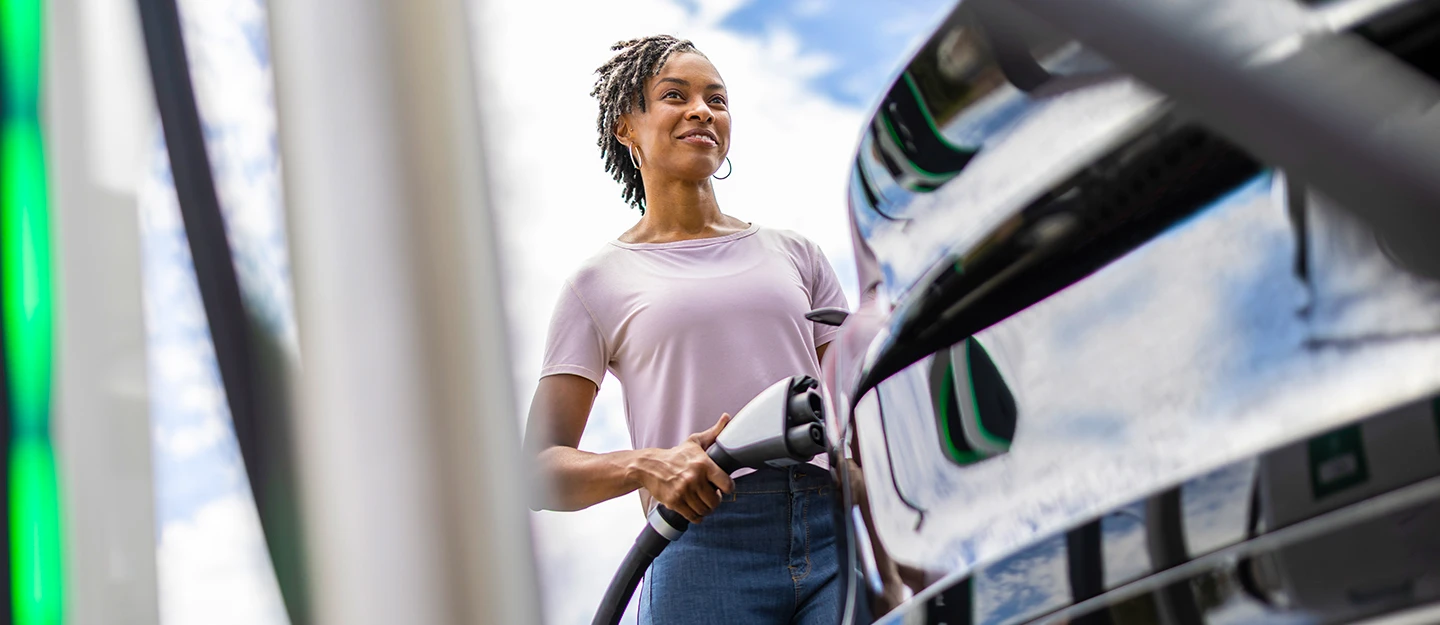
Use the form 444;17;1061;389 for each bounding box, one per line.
867;396;1440;625
1099;501;1150;589
1284;176;1440;346
1181;460;1257;558
972;533;1069;625
833;0;1440;624
871;70;979;195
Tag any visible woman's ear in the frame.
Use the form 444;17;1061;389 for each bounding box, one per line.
614;115;633;148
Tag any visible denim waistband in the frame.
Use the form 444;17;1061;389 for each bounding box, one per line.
730;465;833;495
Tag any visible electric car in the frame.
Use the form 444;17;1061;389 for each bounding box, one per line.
824;0;1440;622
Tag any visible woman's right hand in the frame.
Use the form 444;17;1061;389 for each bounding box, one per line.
628;413;736;524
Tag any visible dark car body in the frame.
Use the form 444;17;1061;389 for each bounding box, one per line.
824;0;1440;623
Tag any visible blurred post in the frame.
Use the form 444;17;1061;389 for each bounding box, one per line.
268;0;542;623
44;0;160;622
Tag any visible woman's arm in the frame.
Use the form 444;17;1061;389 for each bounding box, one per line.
523;374;735;524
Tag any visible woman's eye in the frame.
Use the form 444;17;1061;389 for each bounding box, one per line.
662;91;682;99
710;97;727;106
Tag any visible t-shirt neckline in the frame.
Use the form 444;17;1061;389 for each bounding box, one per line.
609;222;759;251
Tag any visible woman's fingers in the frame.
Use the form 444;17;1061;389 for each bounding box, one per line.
667;499;701;525
683;487;716;522
705;460;735;495
658;472;715;524
680;466;719;517
691;413;731;450
660;419;738;525
663;491;715;525
695;482;721;513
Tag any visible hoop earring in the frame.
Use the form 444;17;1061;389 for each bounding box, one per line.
629;145;643;169
713;156;733;180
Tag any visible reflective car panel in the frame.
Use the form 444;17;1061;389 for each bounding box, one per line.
871;398;1440;625
851;173;1440;574
832;0;1440;623
848;2;1167;303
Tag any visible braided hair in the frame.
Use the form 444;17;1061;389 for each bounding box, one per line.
591;35;705;213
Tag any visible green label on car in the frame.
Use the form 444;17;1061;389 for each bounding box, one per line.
1307;425;1369;500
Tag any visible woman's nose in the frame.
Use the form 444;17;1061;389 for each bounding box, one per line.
686;99;713;122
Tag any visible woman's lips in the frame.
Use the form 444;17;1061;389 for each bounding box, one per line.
679;134;718;147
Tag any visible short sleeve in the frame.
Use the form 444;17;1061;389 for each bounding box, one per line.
807;241;850;347
539;281;609;389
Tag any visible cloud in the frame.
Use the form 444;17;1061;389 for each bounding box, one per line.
470;1;867;622
972;534;1069;624
715;0;949;105
156;413;229;459
156;495;290;625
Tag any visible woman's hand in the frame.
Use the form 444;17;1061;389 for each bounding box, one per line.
628;413;736;524
526;377;739;515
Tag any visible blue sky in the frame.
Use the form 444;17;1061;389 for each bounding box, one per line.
699;0;949;105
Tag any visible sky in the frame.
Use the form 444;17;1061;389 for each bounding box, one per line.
709;0;945;105
134;0;950;624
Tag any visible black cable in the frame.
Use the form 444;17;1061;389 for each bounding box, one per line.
592;507;689;625
875;395;929;528
591;528;664;625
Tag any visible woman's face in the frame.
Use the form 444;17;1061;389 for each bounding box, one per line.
619;52;730;183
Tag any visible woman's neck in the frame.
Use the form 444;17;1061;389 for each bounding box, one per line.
622;177;746;243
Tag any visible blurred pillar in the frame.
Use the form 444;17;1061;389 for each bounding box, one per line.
267;0;542;623
43;0;160;622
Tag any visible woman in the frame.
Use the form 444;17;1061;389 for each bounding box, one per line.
524;35;849;624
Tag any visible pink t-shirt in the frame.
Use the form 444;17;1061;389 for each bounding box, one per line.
540;223;848;479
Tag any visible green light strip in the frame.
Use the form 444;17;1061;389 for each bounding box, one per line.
3;0;63;622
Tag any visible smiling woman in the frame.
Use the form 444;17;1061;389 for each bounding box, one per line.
590;36;731;212
523;34;851;624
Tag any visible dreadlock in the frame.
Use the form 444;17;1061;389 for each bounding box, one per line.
591;35;704;214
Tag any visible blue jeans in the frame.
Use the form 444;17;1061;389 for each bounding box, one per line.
639;466;841;625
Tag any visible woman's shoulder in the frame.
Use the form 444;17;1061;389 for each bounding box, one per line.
563;242;632;290
751;223;824;258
